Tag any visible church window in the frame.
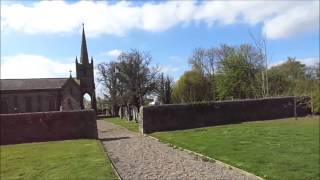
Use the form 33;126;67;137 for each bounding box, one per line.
70;87;73;95
49;97;55;111
1;98;8;113
68;98;73;110
25;97;32;112
38;95;42;112
13;96;18;109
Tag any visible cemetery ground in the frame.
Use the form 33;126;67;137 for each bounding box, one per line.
151;116;320;180
106;116;319;180
0;139;117;180
106;117;139;133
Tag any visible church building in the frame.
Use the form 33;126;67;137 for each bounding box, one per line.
0;26;97;114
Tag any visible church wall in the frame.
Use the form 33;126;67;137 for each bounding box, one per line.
0;90;60;114
61;81;81;111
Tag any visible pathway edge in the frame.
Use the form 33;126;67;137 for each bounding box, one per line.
99;141;123;180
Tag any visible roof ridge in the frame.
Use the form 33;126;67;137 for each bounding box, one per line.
0;78;78;91
0;77;70;80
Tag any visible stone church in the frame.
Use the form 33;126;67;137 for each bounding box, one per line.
0;26;97;114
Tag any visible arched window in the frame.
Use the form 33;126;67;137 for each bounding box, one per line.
83;93;92;109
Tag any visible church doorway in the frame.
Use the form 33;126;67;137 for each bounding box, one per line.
83;93;92;109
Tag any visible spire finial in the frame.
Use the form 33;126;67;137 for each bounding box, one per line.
82;22;84;28
69;70;72;78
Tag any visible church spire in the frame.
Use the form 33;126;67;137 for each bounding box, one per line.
80;23;89;64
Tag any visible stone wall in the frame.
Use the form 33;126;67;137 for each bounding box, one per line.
140;97;311;133
0;110;97;145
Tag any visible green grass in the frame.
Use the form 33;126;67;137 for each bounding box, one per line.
105;117;139;133
0;140;118;180
151;116;320;180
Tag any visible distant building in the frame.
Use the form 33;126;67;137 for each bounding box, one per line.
148;96;160;106
0;25;97;114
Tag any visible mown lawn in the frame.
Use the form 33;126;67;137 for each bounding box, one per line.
152;116;320;180
0;140;117;180
105;117;139;133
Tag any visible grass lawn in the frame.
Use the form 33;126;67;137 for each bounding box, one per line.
104;117;139;133
0;139;117;180
151;116;320;180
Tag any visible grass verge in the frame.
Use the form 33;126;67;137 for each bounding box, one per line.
104;117;139;133
0;139;118;180
151;116;320;180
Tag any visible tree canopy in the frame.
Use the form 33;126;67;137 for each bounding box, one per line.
97;44;319;113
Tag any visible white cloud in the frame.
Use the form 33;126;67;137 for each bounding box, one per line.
100;49;122;58
1;1;319;39
298;57;319;67
263;1;319;39
160;65;180;74
141;1;195;31
1;54;74;79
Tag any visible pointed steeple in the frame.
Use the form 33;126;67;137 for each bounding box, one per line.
80;23;89;64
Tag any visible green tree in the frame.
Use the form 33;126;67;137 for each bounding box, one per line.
215;44;264;100
268;57;310;96
267;67;290;96
267;57;319;113
172;70;211;103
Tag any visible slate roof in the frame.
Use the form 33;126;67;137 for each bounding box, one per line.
0;78;79;91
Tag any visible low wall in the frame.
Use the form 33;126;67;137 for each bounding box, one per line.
140;97;311;133
1;110;98;145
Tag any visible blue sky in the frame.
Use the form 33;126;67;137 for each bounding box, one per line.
1;0;319;91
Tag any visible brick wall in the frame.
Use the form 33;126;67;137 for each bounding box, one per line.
0;110;97;145
140;97;311;133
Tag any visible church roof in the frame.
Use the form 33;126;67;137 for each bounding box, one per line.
0;78;79;91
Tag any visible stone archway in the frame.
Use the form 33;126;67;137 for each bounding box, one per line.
82;93;92;109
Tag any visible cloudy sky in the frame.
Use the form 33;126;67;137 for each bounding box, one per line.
1;0;319;85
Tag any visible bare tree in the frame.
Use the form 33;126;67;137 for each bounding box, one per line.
117;49;160;109
249;32;269;97
188;47;221;100
97;61;121;116
156;73;174;104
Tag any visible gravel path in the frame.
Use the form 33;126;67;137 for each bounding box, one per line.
98;120;261;180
